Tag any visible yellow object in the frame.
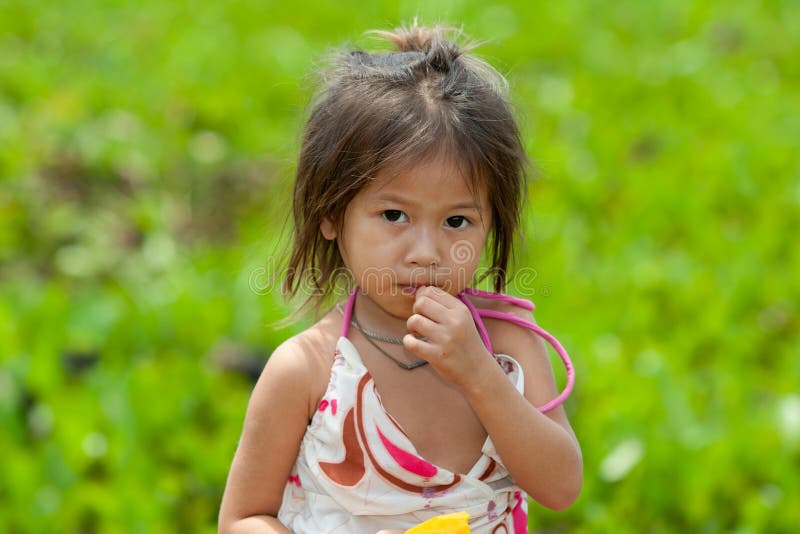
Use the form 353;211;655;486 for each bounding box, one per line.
404;511;471;533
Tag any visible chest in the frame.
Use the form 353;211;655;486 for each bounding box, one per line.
356;341;491;475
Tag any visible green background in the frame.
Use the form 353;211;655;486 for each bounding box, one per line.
1;0;799;531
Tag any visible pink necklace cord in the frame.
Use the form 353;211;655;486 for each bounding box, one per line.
340;287;575;413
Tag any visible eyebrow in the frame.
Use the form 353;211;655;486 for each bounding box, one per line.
374;193;481;211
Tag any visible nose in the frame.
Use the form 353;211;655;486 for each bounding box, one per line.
404;226;441;269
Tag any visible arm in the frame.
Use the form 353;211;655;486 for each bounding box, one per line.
404;287;582;510
461;315;582;510
218;338;313;533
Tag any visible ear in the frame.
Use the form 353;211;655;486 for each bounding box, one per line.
320;216;337;240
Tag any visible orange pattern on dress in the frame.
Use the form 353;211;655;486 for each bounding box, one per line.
318;408;366;486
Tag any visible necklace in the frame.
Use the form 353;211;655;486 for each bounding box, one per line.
344;305;430;370
335;303;405;344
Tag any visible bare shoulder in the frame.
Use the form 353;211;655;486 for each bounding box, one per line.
259;308;342;420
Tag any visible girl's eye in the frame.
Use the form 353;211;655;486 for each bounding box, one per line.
446;216;470;229
381;210;407;223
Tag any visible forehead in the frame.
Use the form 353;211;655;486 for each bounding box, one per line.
363;155;488;207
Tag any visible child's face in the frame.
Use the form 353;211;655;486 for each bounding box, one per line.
321;155;492;319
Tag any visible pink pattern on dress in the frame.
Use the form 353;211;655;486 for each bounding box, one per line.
511;491;528;533
375;426;438;478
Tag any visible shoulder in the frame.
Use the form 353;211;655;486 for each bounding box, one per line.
258;308;342;419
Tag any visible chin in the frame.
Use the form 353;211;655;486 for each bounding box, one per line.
390;299;418;320
387;298;415;318
359;287;409;311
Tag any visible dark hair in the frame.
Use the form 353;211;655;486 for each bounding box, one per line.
278;23;528;323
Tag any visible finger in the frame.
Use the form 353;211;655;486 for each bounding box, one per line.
416;285;459;310
403;334;440;361
412;293;450;322
406;313;440;339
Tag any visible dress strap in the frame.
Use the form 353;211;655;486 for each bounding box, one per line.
340;287;358;338
461;286;535;311
457;288;574;414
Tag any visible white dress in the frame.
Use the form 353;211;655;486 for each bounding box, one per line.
277;335;529;534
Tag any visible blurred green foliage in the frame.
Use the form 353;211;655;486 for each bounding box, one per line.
1;0;799;531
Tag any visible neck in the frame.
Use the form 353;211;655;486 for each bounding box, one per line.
351;287;412;340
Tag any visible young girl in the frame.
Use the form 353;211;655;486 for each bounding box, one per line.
219;23;582;533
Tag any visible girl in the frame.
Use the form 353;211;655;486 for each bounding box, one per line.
219;23;582;533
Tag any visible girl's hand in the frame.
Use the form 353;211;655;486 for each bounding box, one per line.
403;285;493;389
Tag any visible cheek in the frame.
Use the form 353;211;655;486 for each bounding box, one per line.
447;238;482;267
441;241;483;289
338;245;350;265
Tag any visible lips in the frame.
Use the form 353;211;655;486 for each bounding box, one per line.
399;285;420;296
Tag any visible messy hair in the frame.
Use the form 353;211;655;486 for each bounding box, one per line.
279;22;529;322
